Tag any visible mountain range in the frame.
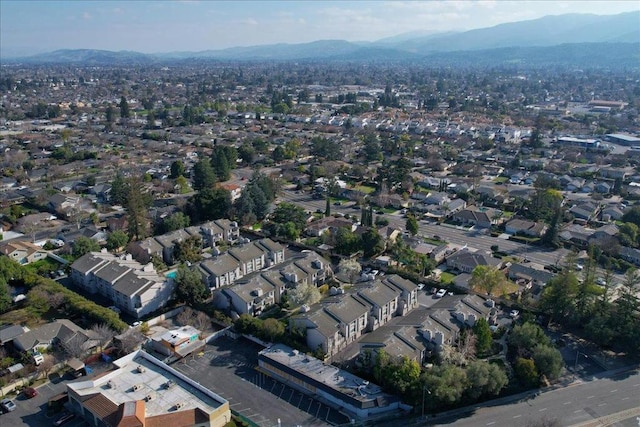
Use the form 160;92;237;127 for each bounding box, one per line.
9;11;640;68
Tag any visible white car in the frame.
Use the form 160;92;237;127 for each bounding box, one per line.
435;288;447;298
509;309;520;318
417;283;425;291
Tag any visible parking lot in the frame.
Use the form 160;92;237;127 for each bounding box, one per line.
172;336;349;426
0;375;87;427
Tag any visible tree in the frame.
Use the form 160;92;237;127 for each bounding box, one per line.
465;360;508;399
0;279;11;313
110;172;129;206
406;215;419;236
288;282;321;306
362;228;384;258
261;318;285;342
187;187;232;223
37;355;55;379
177;307;195;326
337;258;361;283
515;357;539;388
423;364;468;406
325;197;331;217
175;264;208;304
469;265;515;296
126;178;151;241
91;323;116;352
60;333;88;360
192;159;217;191
540;269;580;325
509;322;551;357
532;344;563;381
174;236;203;264
105;104;115;128
170;160;185;179
161;212;190;233
73;236;100;257
193;311;211;331
473;318;493;355
119;96;130;119
106;230;129;251
272;146;286;163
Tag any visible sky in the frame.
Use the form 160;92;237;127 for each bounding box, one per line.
1;0;638;57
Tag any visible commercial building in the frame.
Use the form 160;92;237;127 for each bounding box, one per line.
67;350;231;427
258;344;408;421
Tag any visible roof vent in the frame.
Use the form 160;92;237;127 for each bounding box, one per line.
136;365;146;373
107;380;116;389
164;380;175;389
131;384;143;392
174;402;185;410
145;394;154;402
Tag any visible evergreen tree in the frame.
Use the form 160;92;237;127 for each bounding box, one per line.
119;96;130;119
406;215;419;236
325;197;331;217
192;159;217;191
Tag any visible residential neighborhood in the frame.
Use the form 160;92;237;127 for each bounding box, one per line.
1;9;640;427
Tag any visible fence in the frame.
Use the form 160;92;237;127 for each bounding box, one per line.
0;362;66;397
145;306;186;327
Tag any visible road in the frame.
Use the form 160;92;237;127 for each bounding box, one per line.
427;370;640;427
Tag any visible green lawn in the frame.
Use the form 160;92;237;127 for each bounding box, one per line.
494;177;509;184
353;185;376;194
440;272;457;284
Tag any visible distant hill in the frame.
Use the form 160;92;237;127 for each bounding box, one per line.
395;11;640;53
18;49;154;65
9;11;639;69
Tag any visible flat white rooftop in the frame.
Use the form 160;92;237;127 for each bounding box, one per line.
68;350;226;416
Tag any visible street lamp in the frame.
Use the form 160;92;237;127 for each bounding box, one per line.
574;350;588;371
422;386;432;418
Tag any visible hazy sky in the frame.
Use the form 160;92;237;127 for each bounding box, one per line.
1;0;638;57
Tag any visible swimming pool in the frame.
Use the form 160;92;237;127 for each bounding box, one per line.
165;270;177;279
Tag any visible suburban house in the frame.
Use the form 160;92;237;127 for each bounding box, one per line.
452;207;500;228
66;350;231;427
505;218;547;237
70;251;175;319
305;216;357;237
0;240;48;265
198;238;285;289
47;193;83;218
13;319;99;354
507;263;555;288
619;246;640;266
258;344;406;421
446;248;501;273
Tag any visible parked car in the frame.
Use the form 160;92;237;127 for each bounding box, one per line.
509;309;520;318
417;283;425;291
23;387;38;399
53;411;75;426
435;288;447;298
0;398;16;413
